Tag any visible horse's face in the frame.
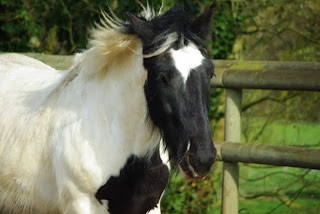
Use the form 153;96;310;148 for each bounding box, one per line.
144;44;215;179
128;3;217;179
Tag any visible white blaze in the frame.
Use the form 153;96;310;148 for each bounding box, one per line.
170;44;204;83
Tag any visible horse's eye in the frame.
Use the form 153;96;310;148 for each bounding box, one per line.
158;73;169;84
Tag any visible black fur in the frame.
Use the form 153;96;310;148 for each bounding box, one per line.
127;5;205;54
95;150;169;214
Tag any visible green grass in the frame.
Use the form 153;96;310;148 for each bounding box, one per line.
238;164;320;214
241;119;320;147
239;120;320;214
239;197;320;214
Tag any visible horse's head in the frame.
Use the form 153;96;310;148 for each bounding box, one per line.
127;3;217;180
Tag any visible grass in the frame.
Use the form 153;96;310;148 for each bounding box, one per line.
238;119;320;214
238;164;320;214
241;119;320;147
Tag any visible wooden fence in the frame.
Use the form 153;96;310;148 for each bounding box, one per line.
21;53;320;214
211;60;320;214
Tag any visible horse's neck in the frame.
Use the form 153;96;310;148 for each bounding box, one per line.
59;47;160;158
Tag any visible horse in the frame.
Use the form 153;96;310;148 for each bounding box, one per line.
0;2;217;214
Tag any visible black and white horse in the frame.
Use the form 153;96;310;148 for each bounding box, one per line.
0;2;217;214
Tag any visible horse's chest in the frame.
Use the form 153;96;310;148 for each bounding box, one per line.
95;152;169;214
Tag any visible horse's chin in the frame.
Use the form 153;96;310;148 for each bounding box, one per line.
179;165;204;180
178;155;207;181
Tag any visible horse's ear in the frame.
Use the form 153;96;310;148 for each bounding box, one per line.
191;2;217;40
126;12;155;44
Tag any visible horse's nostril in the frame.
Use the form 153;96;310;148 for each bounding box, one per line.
193;152;215;174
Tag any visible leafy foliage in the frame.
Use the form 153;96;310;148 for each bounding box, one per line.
209;1;244;59
231;0;320;61
0;0;240;58
161;164;222;214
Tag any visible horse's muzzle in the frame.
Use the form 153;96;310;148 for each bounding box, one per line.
179;147;216;180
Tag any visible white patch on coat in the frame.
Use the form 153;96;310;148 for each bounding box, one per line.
170;44;204;83
147;206;162;214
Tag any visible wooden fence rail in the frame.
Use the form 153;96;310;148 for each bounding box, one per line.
11;53;320;214
215;142;320;170
21;53;320;90
211;60;320;91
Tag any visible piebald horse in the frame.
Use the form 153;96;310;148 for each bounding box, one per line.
0;2;217;214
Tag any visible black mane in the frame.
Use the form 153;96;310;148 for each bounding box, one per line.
150;6;191;35
123;5;206;54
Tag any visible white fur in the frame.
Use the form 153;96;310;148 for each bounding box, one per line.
147;206;161;214
170;44;204;83
0;37;161;214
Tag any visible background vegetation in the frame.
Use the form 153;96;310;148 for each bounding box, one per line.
1;0;319;213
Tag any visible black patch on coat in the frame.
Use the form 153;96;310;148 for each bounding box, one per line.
95;150;169;214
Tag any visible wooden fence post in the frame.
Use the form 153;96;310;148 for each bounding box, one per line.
222;89;242;214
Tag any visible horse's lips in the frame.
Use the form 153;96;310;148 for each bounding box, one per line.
178;165;204;181
179;165;192;180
